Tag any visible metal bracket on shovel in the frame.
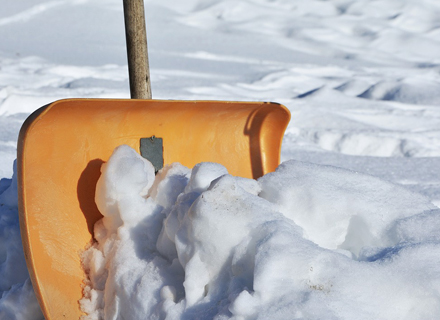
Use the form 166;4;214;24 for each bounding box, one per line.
140;136;163;173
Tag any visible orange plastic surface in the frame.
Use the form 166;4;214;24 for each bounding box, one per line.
17;98;290;319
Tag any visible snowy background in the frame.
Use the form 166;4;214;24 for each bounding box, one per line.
1;0;440;319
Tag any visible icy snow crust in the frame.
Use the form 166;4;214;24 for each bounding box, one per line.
80;145;440;319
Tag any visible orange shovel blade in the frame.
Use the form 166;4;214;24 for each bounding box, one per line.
17;98;290;319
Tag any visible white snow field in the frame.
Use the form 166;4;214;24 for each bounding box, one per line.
1;0;440;319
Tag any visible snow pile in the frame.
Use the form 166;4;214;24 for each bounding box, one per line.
0;163;43;320
81;145;440;319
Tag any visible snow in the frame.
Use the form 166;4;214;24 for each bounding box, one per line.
80;146;440;319
1;0;440;319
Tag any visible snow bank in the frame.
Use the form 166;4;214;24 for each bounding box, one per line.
259;160;436;255
81;145;440;319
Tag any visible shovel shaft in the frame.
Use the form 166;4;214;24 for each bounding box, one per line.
123;0;152;99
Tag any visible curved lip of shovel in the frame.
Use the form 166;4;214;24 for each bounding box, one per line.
17;98;290;319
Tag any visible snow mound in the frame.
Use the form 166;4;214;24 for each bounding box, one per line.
80;145;440;319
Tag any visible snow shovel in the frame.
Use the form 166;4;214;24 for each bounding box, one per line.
17;1;290;319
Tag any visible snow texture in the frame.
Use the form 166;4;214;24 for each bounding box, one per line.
1;0;440;319
80;146;440;319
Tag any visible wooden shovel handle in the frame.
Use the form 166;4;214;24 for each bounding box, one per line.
123;0;152;99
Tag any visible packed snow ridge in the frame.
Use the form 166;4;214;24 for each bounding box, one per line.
79;145;440;320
